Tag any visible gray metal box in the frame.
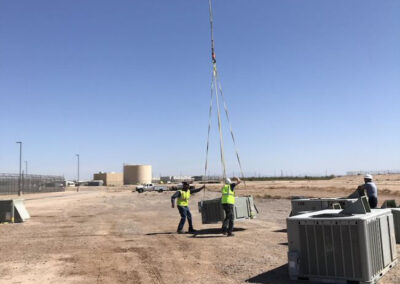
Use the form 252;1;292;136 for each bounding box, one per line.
198;196;257;224
287;209;397;283
290;198;358;216
0;199;30;223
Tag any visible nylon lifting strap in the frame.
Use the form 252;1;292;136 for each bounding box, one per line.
205;0;226;180
203;0;246;202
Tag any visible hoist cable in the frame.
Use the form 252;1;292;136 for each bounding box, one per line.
206;0;243;186
213;66;227;180
208;0;227;180
215;71;246;189
203;72;215;201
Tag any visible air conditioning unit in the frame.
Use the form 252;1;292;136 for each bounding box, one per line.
0;199;30;223
290;198;358;216
391;208;400;244
198;196;257;224
287;208;397;283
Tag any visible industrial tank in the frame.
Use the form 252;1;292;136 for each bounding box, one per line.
123;165;152;185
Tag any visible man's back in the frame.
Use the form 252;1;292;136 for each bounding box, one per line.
365;182;378;199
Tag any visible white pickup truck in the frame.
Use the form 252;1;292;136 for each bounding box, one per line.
136;184;169;193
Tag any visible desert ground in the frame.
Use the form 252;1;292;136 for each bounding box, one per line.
1;175;400;283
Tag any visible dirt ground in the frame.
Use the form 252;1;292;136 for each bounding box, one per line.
1;176;400;283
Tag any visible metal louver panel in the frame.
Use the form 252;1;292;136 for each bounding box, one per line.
368;219;384;275
298;223;362;279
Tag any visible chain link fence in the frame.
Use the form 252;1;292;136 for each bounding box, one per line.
0;174;65;195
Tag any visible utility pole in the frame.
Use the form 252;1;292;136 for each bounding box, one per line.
16;141;22;196
76;154;80;192
25;161;28;175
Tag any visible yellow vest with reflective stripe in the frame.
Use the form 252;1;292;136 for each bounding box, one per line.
177;190;190;206
221;184;235;204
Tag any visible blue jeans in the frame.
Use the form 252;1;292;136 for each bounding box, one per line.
369;196;378;209
177;206;193;231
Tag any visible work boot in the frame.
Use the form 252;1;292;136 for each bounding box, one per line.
177;230;184;234
221;228;227;235
227;232;235;237
188;228;197;234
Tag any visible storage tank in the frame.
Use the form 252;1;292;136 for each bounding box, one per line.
123;165;152;185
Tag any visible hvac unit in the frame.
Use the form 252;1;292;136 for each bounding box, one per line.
0;199;30;223
290;198;358;216
391;208;400;244
198;196;257;224
287;207;397;283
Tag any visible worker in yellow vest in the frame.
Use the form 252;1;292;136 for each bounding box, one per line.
171;181;205;234
221;177;241;237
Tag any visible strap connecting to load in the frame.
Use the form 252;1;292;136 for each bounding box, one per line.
203;0;246;200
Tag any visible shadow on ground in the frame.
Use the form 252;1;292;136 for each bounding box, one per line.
193;227;246;235
246;264;291;284
189;227;246;239
146;227;246;237
273;228;287;233
146;232;176;236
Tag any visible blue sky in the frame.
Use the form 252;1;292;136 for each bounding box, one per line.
1;0;399;179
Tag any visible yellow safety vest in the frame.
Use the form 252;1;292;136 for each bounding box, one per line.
177;190;191;206
221;184;235;204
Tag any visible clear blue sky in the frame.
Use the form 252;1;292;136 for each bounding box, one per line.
1;0;399;179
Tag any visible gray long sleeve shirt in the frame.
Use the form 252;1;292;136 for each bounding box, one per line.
365;182;378;199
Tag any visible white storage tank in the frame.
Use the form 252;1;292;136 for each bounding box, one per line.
123;164;152;185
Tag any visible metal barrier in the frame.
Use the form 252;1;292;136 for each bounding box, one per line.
0;174;65;195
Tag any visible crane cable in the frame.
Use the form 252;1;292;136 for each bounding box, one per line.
215;71;246;187
203;0;246;202
203;73;214;201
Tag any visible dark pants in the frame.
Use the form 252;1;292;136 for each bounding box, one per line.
177;206;193;231
222;204;234;233
369;196;378;209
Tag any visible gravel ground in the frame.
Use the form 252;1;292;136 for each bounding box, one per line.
0;184;399;283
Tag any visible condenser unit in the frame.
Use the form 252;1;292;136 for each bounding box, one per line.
290;198;358;216
391;208;400;244
198;196;257;224
287;208;397;283
0;199;30;223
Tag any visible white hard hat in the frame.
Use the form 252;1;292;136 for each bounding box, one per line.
225;178;232;184
364;174;373;180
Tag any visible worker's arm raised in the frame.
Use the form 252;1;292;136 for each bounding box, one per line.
190;185;205;194
234;177;241;185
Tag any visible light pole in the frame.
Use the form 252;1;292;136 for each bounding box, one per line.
25;161;28;175
16;142;22;196
76;154;80;192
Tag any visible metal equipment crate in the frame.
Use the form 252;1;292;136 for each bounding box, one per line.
0;199;30;223
198;196;257;224
287;209;397;283
290;197;358;216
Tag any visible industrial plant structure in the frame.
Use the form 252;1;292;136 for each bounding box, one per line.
93;172;123;186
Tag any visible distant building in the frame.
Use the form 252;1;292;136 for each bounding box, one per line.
159;176;194;183
346;170;400;176
160;176;173;183
93;172;123;186
171;176;194;183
